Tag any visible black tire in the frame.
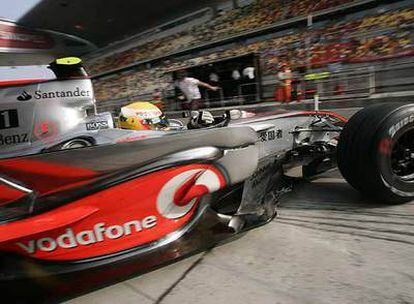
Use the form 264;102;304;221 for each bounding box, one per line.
337;103;414;203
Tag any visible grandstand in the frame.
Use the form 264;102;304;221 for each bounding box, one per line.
84;0;414;112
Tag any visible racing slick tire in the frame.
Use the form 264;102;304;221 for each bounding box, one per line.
337;103;414;203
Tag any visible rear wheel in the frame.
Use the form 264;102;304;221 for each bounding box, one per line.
337;103;414;203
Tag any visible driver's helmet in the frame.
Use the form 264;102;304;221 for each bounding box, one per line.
118;102;169;130
48;57;88;79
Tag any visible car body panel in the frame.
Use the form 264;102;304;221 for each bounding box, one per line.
0;70;347;300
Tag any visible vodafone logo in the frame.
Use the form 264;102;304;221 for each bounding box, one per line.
157;169;223;219
9;165;226;258
16;216;158;254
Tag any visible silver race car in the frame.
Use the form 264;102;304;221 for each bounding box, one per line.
0;57;170;158
1;57;413;301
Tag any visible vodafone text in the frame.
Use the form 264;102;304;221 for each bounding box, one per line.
17;216;158;254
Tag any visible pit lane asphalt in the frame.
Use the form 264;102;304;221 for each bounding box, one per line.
66;107;414;304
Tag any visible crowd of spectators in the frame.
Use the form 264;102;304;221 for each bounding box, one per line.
86;0;357;75
93;67;171;102
261;8;414;73
92;7;414;103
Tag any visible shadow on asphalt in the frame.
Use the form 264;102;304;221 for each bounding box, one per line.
281;172;412;211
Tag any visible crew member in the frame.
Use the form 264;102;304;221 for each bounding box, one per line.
242;66;256;102
208;69;221;101
275;62;293;103
231;65;242;97
175;70;219;110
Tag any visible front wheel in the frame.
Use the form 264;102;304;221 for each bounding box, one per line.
337;103;414;203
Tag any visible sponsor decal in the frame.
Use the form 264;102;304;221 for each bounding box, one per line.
157;169;222;219
16;216;158;254
134;110;162;119
34;87;91;100
117;134;148;143
121;107;162;120
7;165;226;259
389;115;414;137
0;133;28;146
0;109;19;129
17;91;32;101
33;120;58;143
259;129;283;142
86;121;109;131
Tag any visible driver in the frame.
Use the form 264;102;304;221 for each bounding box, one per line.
118;102;169;130
118;101;244;130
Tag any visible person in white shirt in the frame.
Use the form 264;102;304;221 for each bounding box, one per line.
242;66;255;80
232;69;241;80
241;66;256;102
175;71;219;110
209;72;219;83
230;66;242;97
208;70;221;101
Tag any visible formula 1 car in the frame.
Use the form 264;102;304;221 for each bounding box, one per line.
1;61;413;302
0;58;172;159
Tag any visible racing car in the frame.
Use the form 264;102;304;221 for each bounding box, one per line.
0;59;413;302
0;57;174;159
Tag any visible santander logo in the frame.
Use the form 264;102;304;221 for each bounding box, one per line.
157;169;222;219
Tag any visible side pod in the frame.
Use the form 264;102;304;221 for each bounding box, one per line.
0;126;269;301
